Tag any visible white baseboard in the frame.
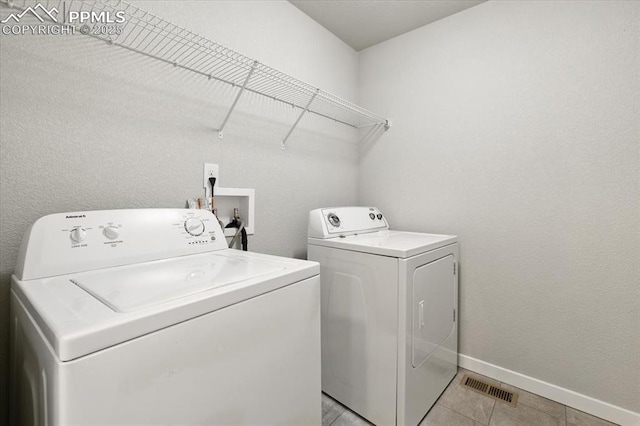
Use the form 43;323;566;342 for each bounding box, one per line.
458;354;640;426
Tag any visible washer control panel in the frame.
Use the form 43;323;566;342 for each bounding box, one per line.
103;225;120;240
308;207;389;239
16;209;228;281
70;226;87;243
184;217;205;236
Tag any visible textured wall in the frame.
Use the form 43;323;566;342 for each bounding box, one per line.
0;1;359;421
358;0;639;413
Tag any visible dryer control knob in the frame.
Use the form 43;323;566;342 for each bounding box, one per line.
103;226;119;240
369;213;375;220
377;213;383;220
184;218;205;236
70;227;86;243
327;213;341;227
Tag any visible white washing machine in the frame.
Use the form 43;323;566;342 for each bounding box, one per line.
307;207;458;426
10;208;321;425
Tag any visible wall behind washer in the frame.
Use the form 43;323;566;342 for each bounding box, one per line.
0;1;359;421
358;0;639;415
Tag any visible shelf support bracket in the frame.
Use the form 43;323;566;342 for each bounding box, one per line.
217;61;258;139
282;88;320;149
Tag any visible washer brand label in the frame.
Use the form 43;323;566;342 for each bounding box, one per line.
65;215;86;219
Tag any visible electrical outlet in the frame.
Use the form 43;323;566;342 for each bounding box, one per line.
203;163;219;194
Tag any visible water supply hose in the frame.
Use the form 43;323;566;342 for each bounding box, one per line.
225;208;247;251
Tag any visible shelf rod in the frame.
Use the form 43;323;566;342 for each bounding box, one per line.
217;60;257;139
282;88;319;149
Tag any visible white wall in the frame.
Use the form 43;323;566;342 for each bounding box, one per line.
0;1;359;421
359;0;639;416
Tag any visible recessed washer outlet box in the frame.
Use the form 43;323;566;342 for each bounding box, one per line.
213;187;255;237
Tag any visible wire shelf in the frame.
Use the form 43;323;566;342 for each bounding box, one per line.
3;0;391;146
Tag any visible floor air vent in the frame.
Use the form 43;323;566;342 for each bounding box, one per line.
460;374;518;406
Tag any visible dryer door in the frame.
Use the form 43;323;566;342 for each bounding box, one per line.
412;254;455;368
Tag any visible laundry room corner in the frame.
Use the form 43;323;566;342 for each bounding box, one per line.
357;0;640;423
0;1;362;422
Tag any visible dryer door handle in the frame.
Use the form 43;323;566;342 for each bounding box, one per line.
419;300;425;329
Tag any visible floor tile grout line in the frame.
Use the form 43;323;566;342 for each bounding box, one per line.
511;398;567;420
487;399;496;426
495;379;571;422
327;409;345;426
439;402;491;426
485;379;499;426
499;381;572;418
322;396;345;426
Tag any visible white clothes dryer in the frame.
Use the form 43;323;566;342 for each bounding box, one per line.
308;207;458;426
11;208;321;425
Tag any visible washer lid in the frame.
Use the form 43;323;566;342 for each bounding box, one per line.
308;230;456;258
12;250;319;361
72;253;284;312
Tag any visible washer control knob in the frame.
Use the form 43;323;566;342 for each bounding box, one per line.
103;226;119;240
184;218;205;236
70;227;86;243
369;213;375;220
377;213;383;220
327;213;341;227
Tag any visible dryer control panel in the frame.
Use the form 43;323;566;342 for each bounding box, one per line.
308;206;389;239
15;209;227;281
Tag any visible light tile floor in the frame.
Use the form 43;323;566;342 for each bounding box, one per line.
321;368;619;426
